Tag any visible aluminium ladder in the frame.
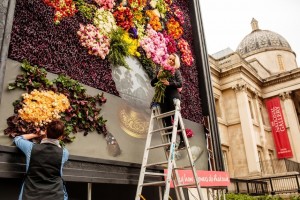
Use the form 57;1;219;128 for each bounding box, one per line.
135;99;204;200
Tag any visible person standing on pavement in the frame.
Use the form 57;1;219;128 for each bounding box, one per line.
14;120;69;200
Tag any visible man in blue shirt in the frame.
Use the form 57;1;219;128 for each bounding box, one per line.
14;120;69;200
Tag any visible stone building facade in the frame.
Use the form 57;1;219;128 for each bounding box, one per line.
210;18;300;178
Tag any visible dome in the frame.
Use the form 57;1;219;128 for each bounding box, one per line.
236;18;293;57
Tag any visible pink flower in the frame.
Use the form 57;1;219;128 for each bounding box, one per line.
186;128;194;138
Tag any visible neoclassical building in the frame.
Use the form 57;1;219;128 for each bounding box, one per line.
209;18;300;178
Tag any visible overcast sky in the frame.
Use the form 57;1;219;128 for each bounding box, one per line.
200;0;300;64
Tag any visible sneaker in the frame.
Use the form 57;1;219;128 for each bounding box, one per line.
177;141;186;150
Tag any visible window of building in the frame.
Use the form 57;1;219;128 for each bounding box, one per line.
258;149;264;173
268;150;275;174
214;98;222;118
248;100;254;119
259;105;265;125
277;55;285;71
222;150;229;172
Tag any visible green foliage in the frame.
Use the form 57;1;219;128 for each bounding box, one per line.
5;62;108;144
137;48;156;79
54;75;108;137
8;60;53;91
225;193;286;200
74;0;97;20
108;28;130;69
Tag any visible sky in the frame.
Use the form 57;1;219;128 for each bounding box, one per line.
200;0;300;64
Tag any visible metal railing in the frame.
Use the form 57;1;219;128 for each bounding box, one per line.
229;178;268;195
252;174;300;195
228;174;300;195
258;159;300;175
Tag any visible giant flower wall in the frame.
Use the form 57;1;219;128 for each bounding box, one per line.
8;0;203;123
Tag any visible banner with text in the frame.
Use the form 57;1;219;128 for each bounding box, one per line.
265;97;293;159
164;170;230;188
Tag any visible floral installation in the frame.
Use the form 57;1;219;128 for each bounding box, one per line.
43;0;77;24
94;0;115;11
166;17;183;40
5;61;120;153
9;0;203;123
140;25;169;66
178;38;194;66
113;6;134;31
77;24;110;59
152;64;175;103
18;90;70;126
93;8;117;36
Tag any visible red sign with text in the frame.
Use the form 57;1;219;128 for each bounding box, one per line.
164;170;230;188
265;97;293;159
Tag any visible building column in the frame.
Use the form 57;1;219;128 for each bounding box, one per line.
253;93;270;160
233;83;260;174
279;91;300;162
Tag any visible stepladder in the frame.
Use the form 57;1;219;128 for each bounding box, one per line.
135;99;205;200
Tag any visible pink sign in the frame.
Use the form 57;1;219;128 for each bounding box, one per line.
164;170;230;188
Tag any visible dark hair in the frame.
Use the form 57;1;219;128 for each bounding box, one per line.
46;120;65;139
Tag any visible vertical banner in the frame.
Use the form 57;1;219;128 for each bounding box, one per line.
265;97;293;159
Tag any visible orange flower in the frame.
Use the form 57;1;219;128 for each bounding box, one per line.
146;10;162;31
166;18;183;39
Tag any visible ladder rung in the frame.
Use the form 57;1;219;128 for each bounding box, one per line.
150;126;173;133
154;110;175;119
161;129;182;136
145;161;168;167
142;181;166;187
144;172;166;176
173;166;192;170
148;142;171;150
177;182;198;188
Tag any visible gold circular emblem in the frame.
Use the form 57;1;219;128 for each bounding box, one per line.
119;105;149;138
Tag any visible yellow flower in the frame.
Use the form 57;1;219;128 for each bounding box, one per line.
19;90;70;126
122;32;140;57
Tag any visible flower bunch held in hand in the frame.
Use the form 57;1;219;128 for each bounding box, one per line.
178;38;194;66
152;65;175;103
77;24;110;59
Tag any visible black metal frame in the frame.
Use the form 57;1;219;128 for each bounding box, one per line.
189;0;224;171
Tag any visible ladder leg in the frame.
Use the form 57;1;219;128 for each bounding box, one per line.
135;108;156;200
155;106;184;200
178;114;205;200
